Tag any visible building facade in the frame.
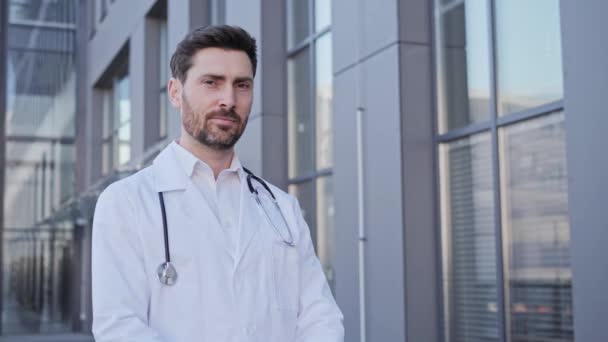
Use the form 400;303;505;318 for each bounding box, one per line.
0;0;607;341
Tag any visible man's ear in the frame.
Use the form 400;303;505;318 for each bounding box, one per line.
168;77;182;108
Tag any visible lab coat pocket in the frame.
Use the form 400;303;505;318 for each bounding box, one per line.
271;241;300;312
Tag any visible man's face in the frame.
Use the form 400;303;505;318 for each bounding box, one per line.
169;47;254;150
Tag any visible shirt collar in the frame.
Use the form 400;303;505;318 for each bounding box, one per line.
170;140;244;179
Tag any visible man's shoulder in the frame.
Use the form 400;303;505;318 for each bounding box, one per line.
98;166;155;203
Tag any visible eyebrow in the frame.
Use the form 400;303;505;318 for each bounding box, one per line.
199;74;253;83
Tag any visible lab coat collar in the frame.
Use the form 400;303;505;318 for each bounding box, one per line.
152;142;190;192
171;141;245;181
152;141;245;192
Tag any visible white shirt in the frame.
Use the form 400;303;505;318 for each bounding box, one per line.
171;141;243;258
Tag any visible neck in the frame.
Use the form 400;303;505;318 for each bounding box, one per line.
178;133;234;179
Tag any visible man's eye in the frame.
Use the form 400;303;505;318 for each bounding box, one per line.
203;79;216;86
237;83;251;89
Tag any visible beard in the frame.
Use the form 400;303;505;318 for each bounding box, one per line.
181;93;248;150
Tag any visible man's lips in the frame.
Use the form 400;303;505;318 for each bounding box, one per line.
209;115;238;126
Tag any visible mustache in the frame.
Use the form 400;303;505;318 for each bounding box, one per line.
207;109;241;123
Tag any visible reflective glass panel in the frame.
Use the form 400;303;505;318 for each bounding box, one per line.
315;0;331;32
288;48;314;178
2;0;77;334
495;0;563;115
316;176;335;291
287;0;310;48
288;181;316;237
315;33;333;171
499;113;573;341
435;0;491;133
440;132;499;342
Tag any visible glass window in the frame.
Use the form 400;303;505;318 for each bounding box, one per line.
287;0;334;293
436;0;491;133
499;113;572;341
495;0;563;115
440;133;499;342
288;181;316;232
2;0;77;334
315;33;333;171
316;176;335;289
115;74;131;166
159;20;169;139
435;2;570;340
287;0;310;48
288;48;314;178
101;70;131;174
315;0;331;32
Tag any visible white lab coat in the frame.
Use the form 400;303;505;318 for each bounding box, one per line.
91;144;344;341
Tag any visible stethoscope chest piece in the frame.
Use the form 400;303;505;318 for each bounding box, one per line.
157;261;178;286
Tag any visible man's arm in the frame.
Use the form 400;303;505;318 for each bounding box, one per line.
291;196;345;342
92;183;166;341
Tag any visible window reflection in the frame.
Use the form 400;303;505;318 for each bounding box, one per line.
499;113;572;341
495;0;563;115
436;0;491;133
315;0;331;32
316;176;335;291
288;49;314;178
315;33;333;171
287;0;310;48
440;133;499;342
3;0;78;334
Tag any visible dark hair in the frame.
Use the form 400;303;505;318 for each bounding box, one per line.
170;25;257;82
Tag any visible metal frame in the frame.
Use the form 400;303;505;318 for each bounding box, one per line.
0;0;7;334
432;1;566;342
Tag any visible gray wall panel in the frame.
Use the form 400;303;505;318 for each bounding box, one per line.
332;0;360;73
333;66;362;342
399;43;439;342
129;21;146;161
361;45;406;342
332;0;398;74
260;0;288;189
398;0;431;44
561;1;608;341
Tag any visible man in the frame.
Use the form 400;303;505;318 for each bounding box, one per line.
92;25;344;341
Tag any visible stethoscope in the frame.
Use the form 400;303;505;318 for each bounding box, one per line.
156;167;295;286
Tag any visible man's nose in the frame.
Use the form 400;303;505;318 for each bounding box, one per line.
219;86;236;110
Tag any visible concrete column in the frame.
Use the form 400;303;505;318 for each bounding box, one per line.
129;20;147;161
561;1;608;341
333;0;406;341
224;0;287;188
333;0;439;341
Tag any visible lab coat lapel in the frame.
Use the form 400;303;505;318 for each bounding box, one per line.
234;175;263;270
152;144;233;261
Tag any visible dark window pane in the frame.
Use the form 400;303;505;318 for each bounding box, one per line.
499;113;573;341
316;176;334;291
288;181;316;237
495;0;563;115
436;0;491;133
440;133;499;342
287;0;310;48
288;48;314;178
